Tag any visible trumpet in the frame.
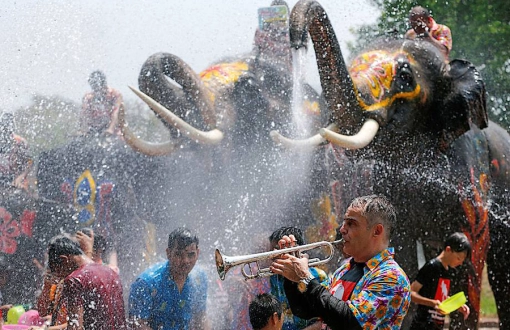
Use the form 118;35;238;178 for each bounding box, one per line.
215;239;344;280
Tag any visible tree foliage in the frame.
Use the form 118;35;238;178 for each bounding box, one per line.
14;95;170;159
349;0;510;128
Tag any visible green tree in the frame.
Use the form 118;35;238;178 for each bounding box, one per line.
349;0;510;129
14;95;170;159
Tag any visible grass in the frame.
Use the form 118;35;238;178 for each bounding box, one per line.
480;266;498;317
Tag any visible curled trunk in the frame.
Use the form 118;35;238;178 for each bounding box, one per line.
138;52;217;131
290;0;362;134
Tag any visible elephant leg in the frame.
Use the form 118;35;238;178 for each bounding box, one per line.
486;212;510;329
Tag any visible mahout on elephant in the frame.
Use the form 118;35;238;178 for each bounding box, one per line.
270;0;510;329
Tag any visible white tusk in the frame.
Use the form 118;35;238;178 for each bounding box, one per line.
119;102;178;156
270;123;338;149
129;86;223;145
320;118;379;149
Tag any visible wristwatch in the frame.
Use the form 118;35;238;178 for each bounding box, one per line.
297;274;315;293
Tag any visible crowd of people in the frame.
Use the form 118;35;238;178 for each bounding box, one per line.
0;4;465;330
0;194;471;330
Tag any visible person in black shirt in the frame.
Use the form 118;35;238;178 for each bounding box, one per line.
410;232;471;329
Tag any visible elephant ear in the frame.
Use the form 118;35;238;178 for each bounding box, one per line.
440;59;488;149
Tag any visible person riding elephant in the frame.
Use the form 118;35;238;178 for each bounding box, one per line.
270;1;510;329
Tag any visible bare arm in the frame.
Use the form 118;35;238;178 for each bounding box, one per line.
106;92;122;134
66;302;84;330
410;280;440;308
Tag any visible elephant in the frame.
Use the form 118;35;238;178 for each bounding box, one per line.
269;0;510;329
121;0;325;161
118;1;332;263
35;134;172;288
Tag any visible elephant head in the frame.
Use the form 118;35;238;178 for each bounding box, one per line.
119;53;224;156
121;0;327;157
273;0;488;154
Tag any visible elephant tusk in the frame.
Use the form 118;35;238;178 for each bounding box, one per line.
320;118;379;149
119;103;178;156
128;86;224;145
270;123;338;149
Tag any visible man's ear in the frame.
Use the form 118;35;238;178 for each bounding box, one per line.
373;223;384;237
166;247;171;260
270;312;280;326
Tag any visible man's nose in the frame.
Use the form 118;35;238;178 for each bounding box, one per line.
339;223;347;235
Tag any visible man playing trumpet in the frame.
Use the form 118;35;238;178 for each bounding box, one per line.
270;195;411;330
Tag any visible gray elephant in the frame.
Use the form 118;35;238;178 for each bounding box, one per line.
269;0;510;329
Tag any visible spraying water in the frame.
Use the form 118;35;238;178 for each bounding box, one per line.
291;47;312;138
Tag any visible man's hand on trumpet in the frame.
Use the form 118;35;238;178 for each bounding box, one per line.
270;235;314;282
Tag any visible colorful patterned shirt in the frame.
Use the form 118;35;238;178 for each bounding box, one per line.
325;248;411;330
405;18;452;55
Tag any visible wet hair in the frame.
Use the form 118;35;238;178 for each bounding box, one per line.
249;293;282;330
348;195;396;240
81;228;107;254
47;234;84;272
444;232;471;259
409;6;430;21
88;70;107;87
269;226;305;246
167;227;199;250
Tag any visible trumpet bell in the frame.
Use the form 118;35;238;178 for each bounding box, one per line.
215;249;228;280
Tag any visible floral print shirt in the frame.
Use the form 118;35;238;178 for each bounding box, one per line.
325;248;411;330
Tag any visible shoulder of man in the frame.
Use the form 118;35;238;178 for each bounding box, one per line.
189;265;208;285
137;261;169;284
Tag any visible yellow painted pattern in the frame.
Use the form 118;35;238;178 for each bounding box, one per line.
350;50;421;112
199;61;249;86
302;100;320;116
74;170;96;226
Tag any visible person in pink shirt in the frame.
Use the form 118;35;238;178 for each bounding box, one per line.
405;6;452;58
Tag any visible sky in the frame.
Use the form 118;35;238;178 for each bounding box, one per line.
0;0;380;112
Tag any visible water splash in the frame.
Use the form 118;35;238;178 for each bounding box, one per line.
291;47;312;138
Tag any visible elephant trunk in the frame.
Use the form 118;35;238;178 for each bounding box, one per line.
125;53;224;155
138;52;216;130
290;0;362;134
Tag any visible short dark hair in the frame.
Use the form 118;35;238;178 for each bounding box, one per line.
348;195;396;240
47;234;84;272
249;293;282;330
168;227;199;250
269;226;305;246
88;70;107;86
409;6;430;20
444;232;471;259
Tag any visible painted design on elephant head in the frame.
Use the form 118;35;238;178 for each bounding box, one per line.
302;100;320;116
62;170;116;238
351;51;422;112
74;169;97;225
199;61;250;86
